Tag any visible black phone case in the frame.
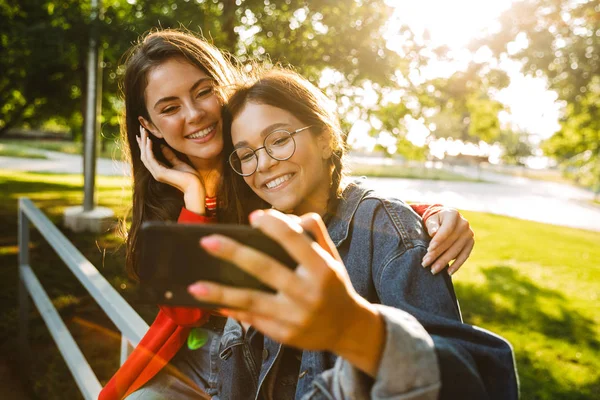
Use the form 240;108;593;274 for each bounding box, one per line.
138;221;298;308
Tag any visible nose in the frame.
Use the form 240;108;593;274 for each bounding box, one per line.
186;103;206;124
256;148;278;172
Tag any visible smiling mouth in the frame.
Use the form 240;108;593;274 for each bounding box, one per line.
264;173;294;190
186;123;216;139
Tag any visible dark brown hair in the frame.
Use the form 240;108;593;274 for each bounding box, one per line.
220;68;348;223
120;29;241;280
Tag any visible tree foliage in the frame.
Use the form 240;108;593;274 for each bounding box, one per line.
479;0;600;189
1;0;406;140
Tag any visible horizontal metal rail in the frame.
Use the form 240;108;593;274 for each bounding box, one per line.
18;197;149;398
20;264;102;399
19;198;148;343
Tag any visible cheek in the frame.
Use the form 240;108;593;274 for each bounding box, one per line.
153;116;182;137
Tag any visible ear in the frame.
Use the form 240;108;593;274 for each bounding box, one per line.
138;116;163;139
317;130;333;160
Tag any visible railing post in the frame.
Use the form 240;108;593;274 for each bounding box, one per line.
120;335;133;366
18;200;31;371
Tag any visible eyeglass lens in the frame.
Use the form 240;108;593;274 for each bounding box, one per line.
230;130;296;176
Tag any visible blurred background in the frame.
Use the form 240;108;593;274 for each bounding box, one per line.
0;1;598;399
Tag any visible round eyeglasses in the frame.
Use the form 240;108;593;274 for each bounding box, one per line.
229;126;312;176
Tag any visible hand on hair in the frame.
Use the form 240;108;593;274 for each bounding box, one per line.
188;210;385;377
422;208;475;275
137;126;206;214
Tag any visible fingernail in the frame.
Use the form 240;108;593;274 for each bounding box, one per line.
422;256;431;267
188;283;209;296
448;268;456;276
249;210;264;226
200;236;221;252
430;227;438;235
430;266;439;275
217;308;231;317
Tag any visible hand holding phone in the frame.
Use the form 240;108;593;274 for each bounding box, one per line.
138;221;300;308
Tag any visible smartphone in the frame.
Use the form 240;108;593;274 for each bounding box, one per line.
138;221;300;308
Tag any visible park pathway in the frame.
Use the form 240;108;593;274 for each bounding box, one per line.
1;151;599;232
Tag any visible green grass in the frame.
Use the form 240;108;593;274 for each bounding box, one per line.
455;211;600;399
0;139;124;160
482;164;572;185
349;162;481;181
0;143;48;159
0;170;598;399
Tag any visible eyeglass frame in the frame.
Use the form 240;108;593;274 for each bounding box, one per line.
228;125;313;177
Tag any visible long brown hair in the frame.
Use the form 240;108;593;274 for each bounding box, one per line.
220;68;348;223
120;29;240;280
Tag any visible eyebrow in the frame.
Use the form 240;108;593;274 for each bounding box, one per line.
233;122;291;150
153;77;214;110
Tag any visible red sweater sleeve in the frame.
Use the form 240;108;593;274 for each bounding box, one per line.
410;203;444;223
98;208;216;400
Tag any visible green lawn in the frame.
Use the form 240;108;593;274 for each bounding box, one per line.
0;143;48;159
349;161;481;181
0;139;123;160
0;170;598;399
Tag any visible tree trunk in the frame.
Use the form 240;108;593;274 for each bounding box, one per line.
221;2;238;52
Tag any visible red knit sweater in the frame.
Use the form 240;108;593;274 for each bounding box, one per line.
98;204;442;399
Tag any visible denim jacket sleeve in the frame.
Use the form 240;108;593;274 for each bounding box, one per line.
306;195;518;400
306;303;441;400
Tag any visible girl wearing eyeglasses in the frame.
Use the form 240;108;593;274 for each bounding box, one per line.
182;68;518;400
101;30;476;399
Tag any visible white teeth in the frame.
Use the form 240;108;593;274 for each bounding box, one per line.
187;124;215;139
266;174;293;189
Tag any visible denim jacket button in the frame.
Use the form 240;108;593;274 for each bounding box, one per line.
262;348;269;361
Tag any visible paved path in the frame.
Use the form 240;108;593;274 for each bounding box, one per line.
2;152;599;232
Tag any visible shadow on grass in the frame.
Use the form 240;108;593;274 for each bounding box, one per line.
455;266;600;400
516;351;600;400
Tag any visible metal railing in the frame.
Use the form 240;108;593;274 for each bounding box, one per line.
18;198;149;399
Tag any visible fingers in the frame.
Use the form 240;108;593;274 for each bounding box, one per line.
426;210;458;251
188;281;292;321
137;126;164;177
249;210;337;276
199;234;305;300
447;237;475;275
161;144;185;168
429;234;471;274
219;309;296;344
423;230;460;268
422;208;475;274
425;217;440;238
298;213;341;261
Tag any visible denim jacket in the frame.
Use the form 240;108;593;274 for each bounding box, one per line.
212;180;518;399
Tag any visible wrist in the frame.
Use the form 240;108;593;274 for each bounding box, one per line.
332;297;385;377
183;180;206;215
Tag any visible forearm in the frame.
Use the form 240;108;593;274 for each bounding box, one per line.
182;180;206;215
332;297;385;377
311;305;441;400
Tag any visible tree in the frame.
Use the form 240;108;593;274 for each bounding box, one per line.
497;130;534;165
420;65;509;144
0;0;89;135
3;0;422;147
478;0;600;189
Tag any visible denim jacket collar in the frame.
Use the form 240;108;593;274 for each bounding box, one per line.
327;178;373;247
